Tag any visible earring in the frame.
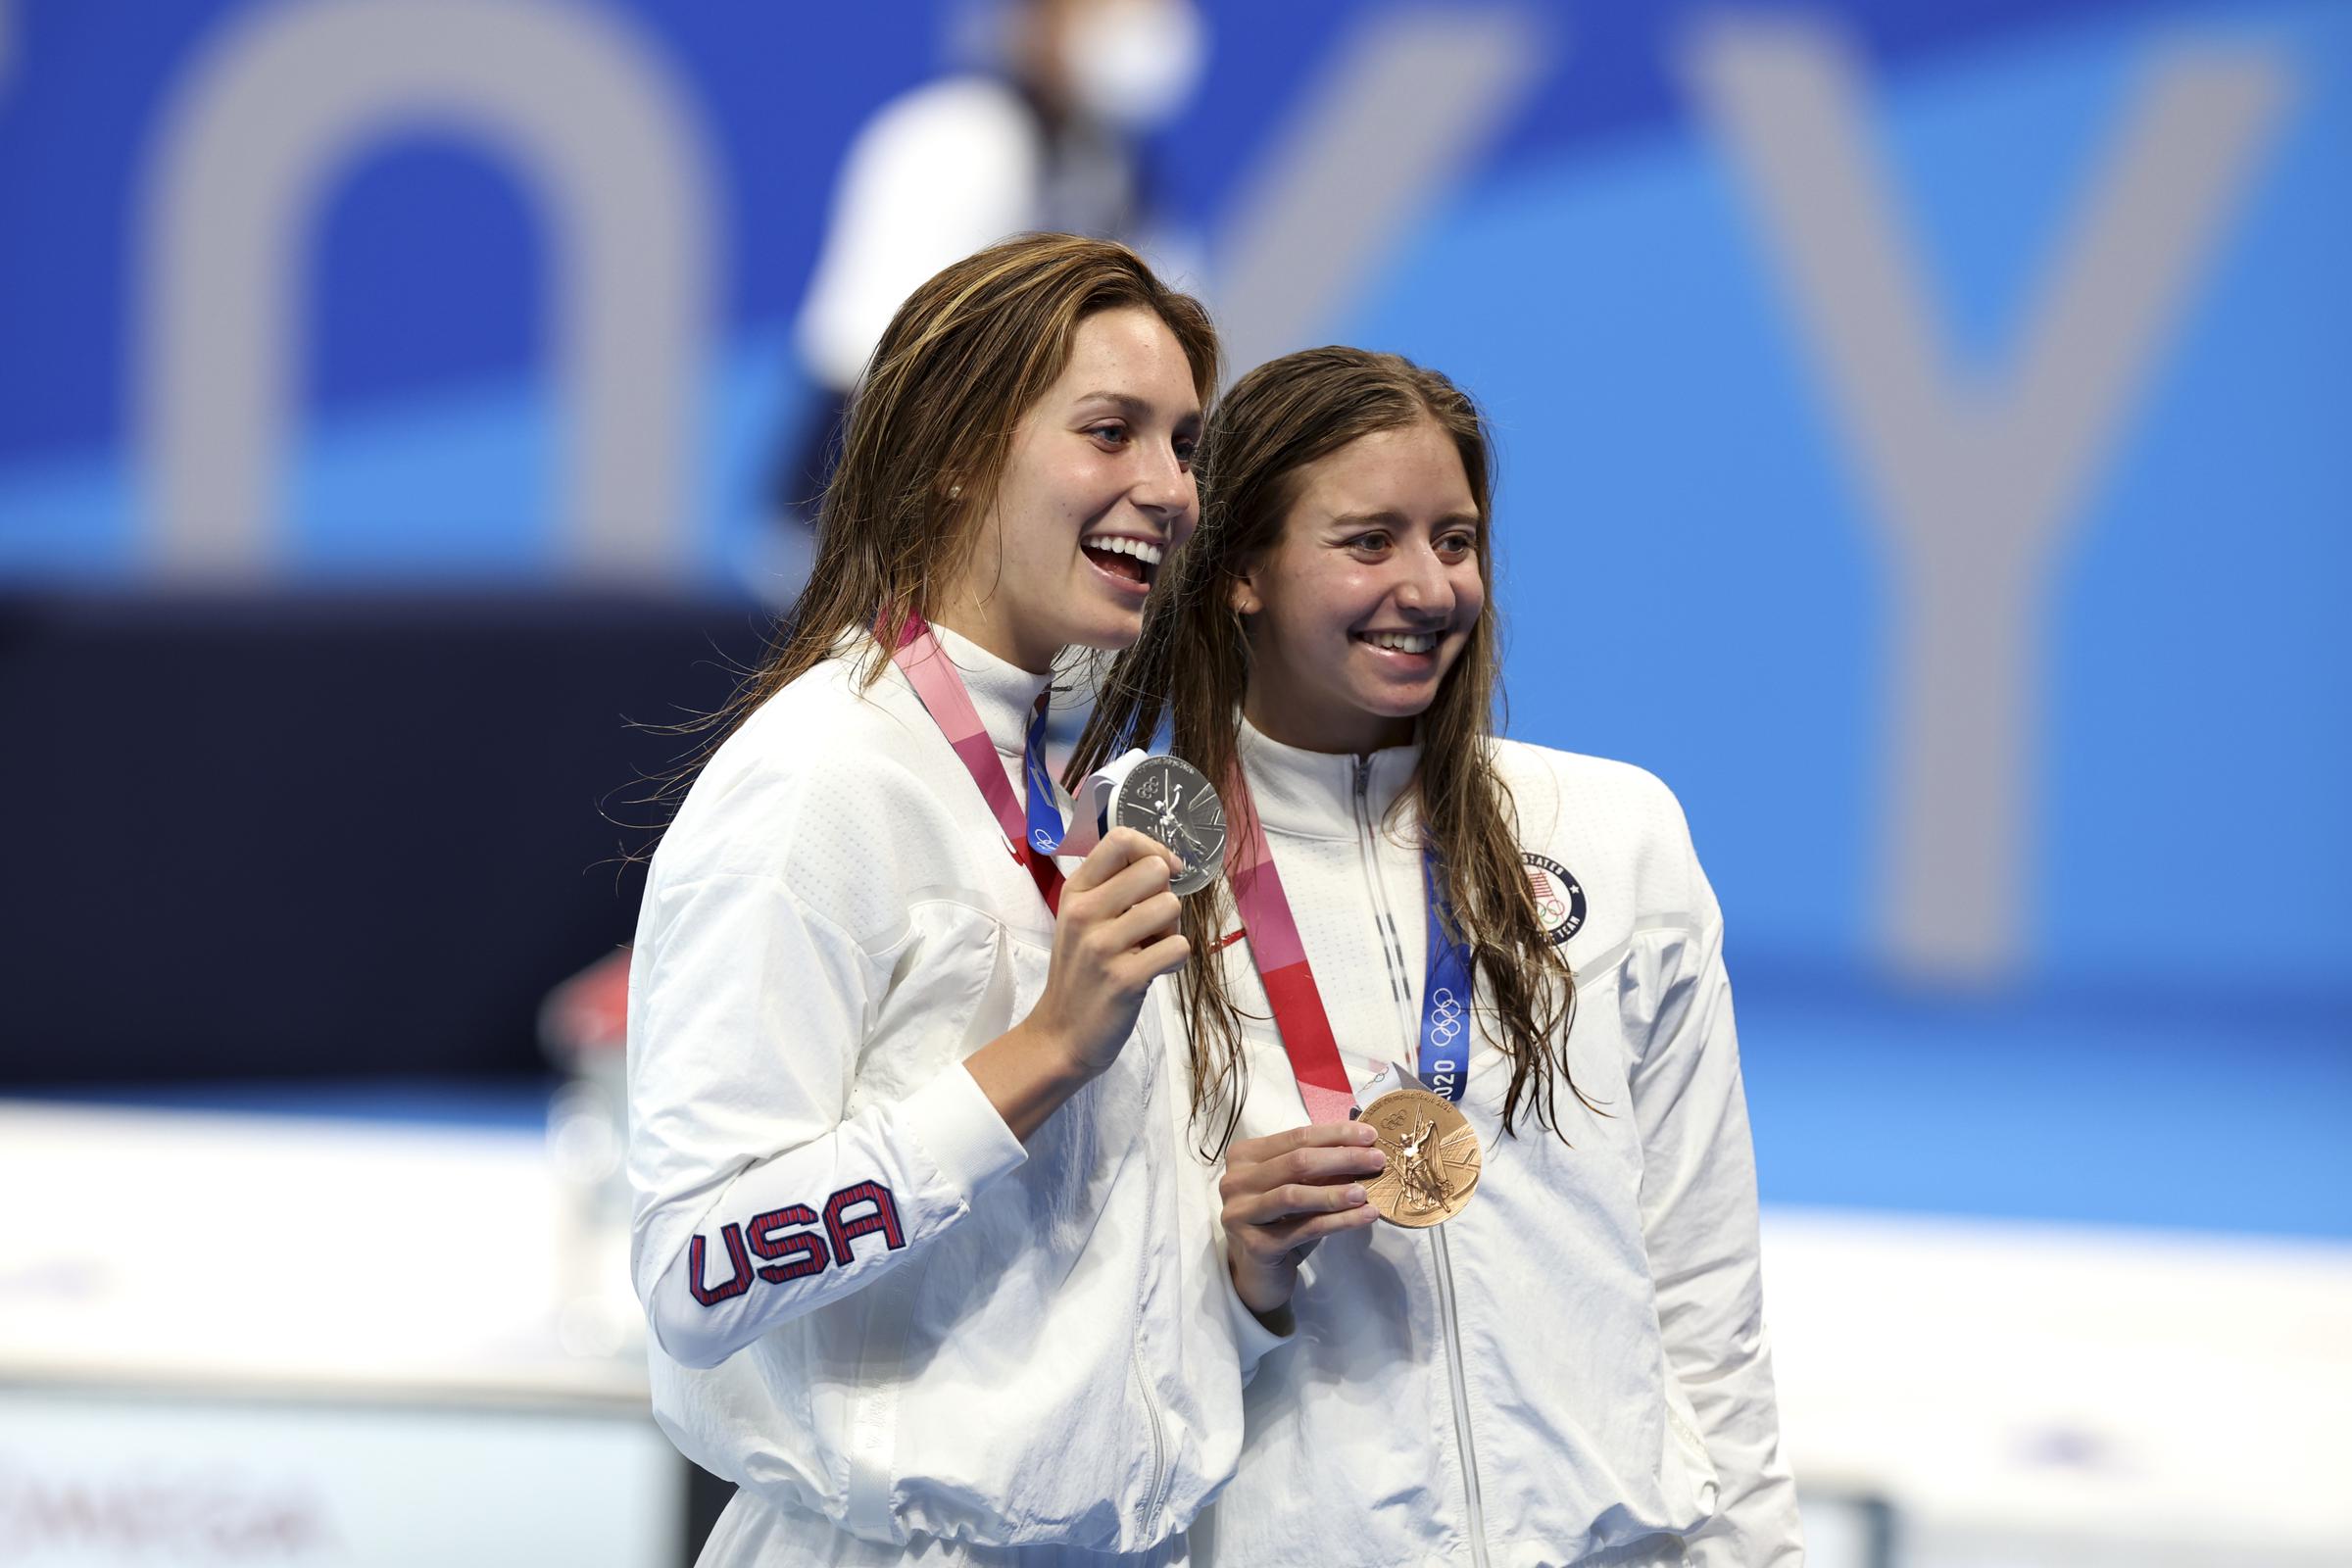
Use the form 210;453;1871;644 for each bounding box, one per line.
948;484;962;501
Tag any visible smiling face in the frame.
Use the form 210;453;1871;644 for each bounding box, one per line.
1235;416;1486;755
933;306;1202;673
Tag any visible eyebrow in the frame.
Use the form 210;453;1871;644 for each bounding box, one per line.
1324;510;1484;530
1071;391;1201;423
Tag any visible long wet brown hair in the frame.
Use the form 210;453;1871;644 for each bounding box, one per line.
704;233;1219;749
1073;347;1588;1152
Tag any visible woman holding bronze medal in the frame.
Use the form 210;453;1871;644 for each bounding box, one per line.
627;235;1259;1566
1077;349;1804;1566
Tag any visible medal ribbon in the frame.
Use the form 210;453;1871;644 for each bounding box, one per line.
1224;776;1354;1125
1019;697;1065;858
1417;851;1475;1104
888;613;1065;914
1225;772;1477;1122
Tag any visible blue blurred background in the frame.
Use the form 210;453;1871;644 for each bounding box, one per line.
2;2;2345;1563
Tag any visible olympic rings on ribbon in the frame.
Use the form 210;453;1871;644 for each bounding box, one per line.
1426;985;1464;1049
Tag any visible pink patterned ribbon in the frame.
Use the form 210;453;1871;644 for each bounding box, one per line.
887;613;1063;914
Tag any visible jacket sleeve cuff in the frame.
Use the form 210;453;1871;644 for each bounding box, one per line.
902;1058;1028;1201
1224;1265;1296;1384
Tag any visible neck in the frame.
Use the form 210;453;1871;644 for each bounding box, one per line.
928;604;1057;676
1243;683;1415;758
1234;715;1424;845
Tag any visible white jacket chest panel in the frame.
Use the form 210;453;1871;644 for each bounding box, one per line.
1218;797;1654;1221
1206;741;1732;1566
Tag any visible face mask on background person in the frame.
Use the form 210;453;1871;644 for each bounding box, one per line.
1061;0;1206;131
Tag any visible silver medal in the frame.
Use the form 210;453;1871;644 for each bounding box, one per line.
1106;755;1227;896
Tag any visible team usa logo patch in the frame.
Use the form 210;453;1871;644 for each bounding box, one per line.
1522;853;1587;946
687;1181;906;1307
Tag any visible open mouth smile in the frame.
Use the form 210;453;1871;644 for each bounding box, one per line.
1081;535;1165;594
1356;629;1443;657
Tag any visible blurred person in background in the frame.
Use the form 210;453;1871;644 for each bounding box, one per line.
628;236;1250;1566
769;0;1206;532
1078;348;1804;1567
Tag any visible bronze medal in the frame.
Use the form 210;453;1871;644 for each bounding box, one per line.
1358;1088;1480;1227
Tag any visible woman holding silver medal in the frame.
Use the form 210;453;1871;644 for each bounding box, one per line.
627;234;1282;1566
1077;348;1804;1566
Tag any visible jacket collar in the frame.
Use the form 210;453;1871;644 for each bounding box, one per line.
1237;717;1420;844
927;622;1057;760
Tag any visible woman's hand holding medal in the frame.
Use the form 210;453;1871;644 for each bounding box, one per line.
1033;827;1191;1039
1218;1122;1389;1322
1033;827;1192;1074
970;829;1190;1141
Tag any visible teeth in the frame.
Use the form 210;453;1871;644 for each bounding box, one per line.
1085;536;1164;566
1365;631;1440;653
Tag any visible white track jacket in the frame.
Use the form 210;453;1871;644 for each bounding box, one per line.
627;629;1257;1566
1193;724;1802;1568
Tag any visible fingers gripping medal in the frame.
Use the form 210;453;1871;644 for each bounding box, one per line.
1060;750;1228;895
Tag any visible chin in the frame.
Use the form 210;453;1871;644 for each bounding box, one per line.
1067;612;1145;654
1360;678;1440;716
1331;693;1434;743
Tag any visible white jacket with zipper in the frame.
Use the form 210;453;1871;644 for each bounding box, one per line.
1191;722;1803;1568
626;627;1258;1567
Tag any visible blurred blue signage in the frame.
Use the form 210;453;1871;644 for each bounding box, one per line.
1;0;2344;1000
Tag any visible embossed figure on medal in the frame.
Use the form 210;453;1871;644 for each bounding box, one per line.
1358;1087;1481;1228
1110;755;1228;896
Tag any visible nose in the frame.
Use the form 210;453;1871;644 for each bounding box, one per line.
1128;436;1195;530
1393;539;1456;621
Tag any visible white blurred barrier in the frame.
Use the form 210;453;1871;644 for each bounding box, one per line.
0;1391;680;1565
1765;1209;2352;1567
0;1102;674;1565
